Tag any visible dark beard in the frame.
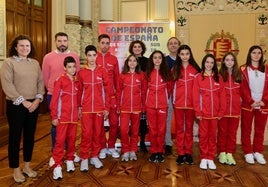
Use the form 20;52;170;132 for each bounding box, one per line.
57;45;68;53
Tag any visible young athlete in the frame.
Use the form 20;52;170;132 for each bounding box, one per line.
97;34;120;159
172;45;201;165
217;52;242;166
50;56;79;180
240;45;268;165
116;54;146;161
128;40;149;153
193;54;226;170
146;50;171;163
78;45;112;171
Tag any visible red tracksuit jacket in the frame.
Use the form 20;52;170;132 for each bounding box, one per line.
96;52;119;96
50;73;79;123
222;74;241;117
77;65;112;112
145;69;171;109
172;65;199;109
193;73;226;119
116;71;146;112
240;65;268;112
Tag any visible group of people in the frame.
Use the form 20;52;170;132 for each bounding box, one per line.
1;32;268;183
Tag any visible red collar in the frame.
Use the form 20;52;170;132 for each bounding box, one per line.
249;64;259;71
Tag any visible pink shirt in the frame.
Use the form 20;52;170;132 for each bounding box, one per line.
42;50;80;94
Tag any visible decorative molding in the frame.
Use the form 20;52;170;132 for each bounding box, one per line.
66;15;80;25
79;20;92;28
176;0;268;14
174;0;268;60
258;13;268;25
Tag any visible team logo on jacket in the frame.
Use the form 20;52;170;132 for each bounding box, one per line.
159;110;166;114
96;76;102;80
135;79;141;83
189;73;195;77
107;63;113;67
214;82;220;86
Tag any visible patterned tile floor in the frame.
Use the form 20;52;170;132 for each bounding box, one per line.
0;114;268;187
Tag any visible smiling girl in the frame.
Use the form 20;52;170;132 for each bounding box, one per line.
145;50;171;163
240;45;268;165
193;53;226;170
217;52;242;166
116;54;146;162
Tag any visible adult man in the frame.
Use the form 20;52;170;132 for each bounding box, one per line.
42;32;80;163
96;34;120;159
165;37;180;155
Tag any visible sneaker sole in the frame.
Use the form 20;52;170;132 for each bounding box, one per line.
53;177;62;180
67;169;75;172
80;169;88;172
185;162;193;165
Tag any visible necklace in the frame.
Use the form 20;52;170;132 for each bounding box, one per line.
13;55;29;62
249;64;259;77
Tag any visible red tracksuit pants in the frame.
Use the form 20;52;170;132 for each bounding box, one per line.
146;108;167;154
100;107;119;149
199;119;218;160
241;109;268;154
174;108;195;155
217;117;239;154
52;122;77;167
80;113;103;159
120;112;141;153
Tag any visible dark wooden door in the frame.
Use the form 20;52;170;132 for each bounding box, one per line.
0;0;51;145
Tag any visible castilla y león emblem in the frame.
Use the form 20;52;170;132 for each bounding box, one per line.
205;30;239;63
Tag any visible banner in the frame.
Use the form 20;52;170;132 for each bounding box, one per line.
98;22;171;71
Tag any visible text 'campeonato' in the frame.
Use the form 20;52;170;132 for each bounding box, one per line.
106;27;164;34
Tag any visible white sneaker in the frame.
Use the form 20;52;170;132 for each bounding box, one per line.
129;151;137;161
245;153;255;164
99;148;107;159
254;152;266;165
199;159;207;169
107;148;120;158
53;166;62;180
74;152;80;163
66;160;75;172
80;159;89;172
49;156;55;167
90;157;103;168
121;152;130;162
207;159;216;170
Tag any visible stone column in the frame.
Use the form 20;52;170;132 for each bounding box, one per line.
91;0;101;46
65;0;81;57
79;0;93;65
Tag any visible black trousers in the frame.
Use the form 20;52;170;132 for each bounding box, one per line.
6;100;39;168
